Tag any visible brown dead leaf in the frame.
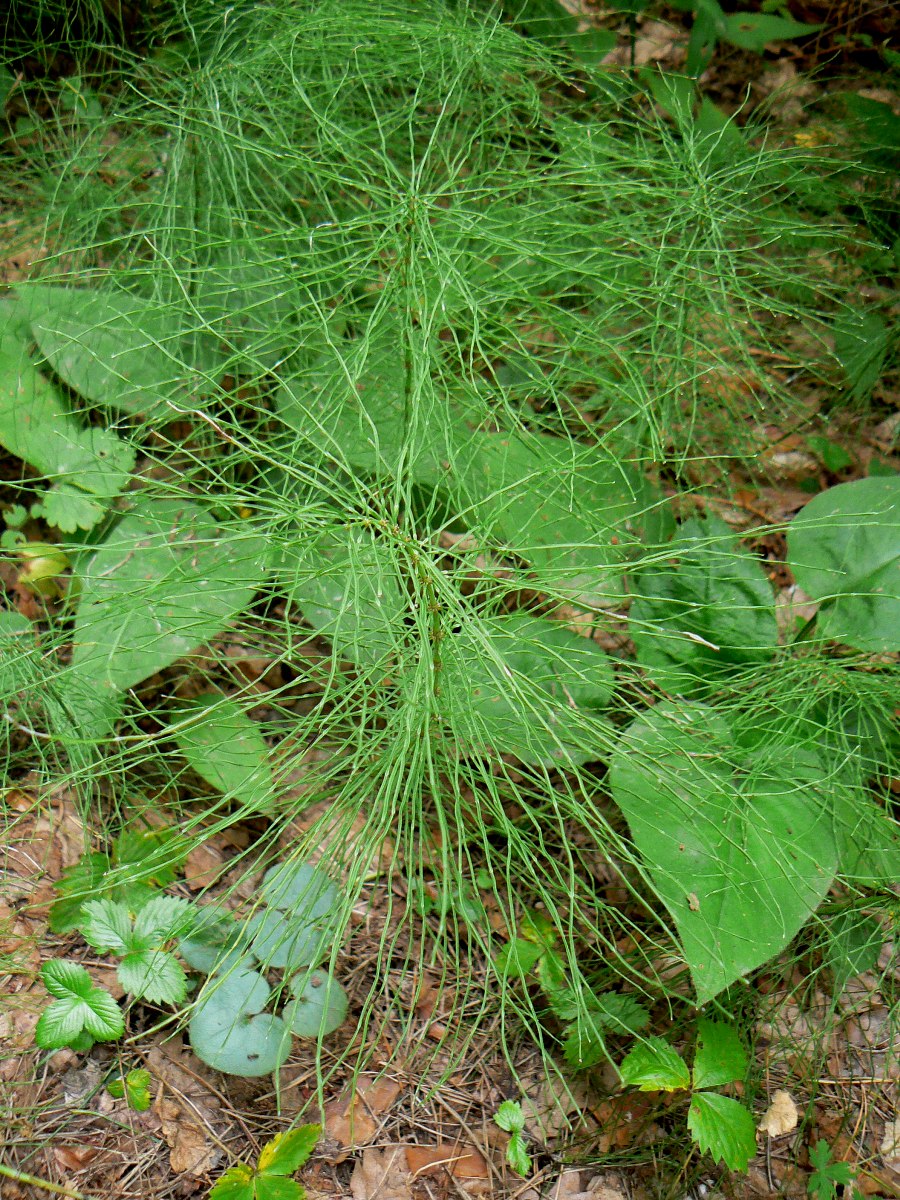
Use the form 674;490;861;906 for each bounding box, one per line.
758;1090;799;1137
405;1142;489;1180
350;1146;412;1200
183;841;226;890
156;1096;220;1176
323;1074;403;1159
53;1145;99;1172
147;1038;230;1177
881;1117;900;1166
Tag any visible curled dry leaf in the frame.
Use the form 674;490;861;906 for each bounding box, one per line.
758;1090;799;1137
349;1146;412;1200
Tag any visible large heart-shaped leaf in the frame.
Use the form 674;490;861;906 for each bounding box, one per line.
608;703;841;1003
68;499;267;737
278;526;408;669
788;477;899;652
22;287;221;414
452;430;668;605
630;515;777;695
442;613;614;765
171;694;273;811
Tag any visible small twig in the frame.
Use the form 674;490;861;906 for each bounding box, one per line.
0;1162;99;1200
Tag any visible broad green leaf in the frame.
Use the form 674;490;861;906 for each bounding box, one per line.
630;516;777;695
23;286;221;413
687;1092;756;1171
788;477;900;652
31;484;106;533
209;1164;255;1200
512;0;617;63
619;1036;690;1091
171;694;273;810
563;993;648;1068
692;1020;748;1089
276;328;460;484
189;968;289;1077
285;971;348;1038
118;950;187;1004
442;614;614;766
35;960;124;1049
108;1068;152;1111
279;526;407;669
0;329;134;509
257;1125;321;1175
832;309;889;402
808;1141;857;1200
453;430;665;604
505;1132;532;1178
496;939;544;978
721;12;822;51
81;899;134;955
132;895;193;946
494;1100;526;1133
825;912;883;987
608;704;840;1004
69;498;268;735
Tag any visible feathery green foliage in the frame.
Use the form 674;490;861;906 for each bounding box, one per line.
1;0;897;1131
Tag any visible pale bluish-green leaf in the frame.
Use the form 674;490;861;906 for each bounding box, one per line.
609;704;840;1004
687;1092;757;1171
189;968;289;1077
619;1036;691;1091
442;613;613;766
630;516;777;695
285;970;349;1037
788;477;900;652
171;694;273;810
692;1019;748;1089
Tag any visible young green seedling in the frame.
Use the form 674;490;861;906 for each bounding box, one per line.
35;960;124;1052
210;1123;321;1200
619;1020;756;1171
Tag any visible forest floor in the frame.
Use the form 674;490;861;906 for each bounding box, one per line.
1;3;898;1199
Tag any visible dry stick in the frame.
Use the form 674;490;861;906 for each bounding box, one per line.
0;1162;99;1200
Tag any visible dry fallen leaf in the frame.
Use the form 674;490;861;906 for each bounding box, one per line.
322;1074;404;1159
147;1038;229;1177
156;1096;220;1176
758;1090;799;1137
880;1116;900;1165
350;1146;412;1200
405;1142;489;1180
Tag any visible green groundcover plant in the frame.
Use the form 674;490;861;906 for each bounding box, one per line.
1;0;898;1166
